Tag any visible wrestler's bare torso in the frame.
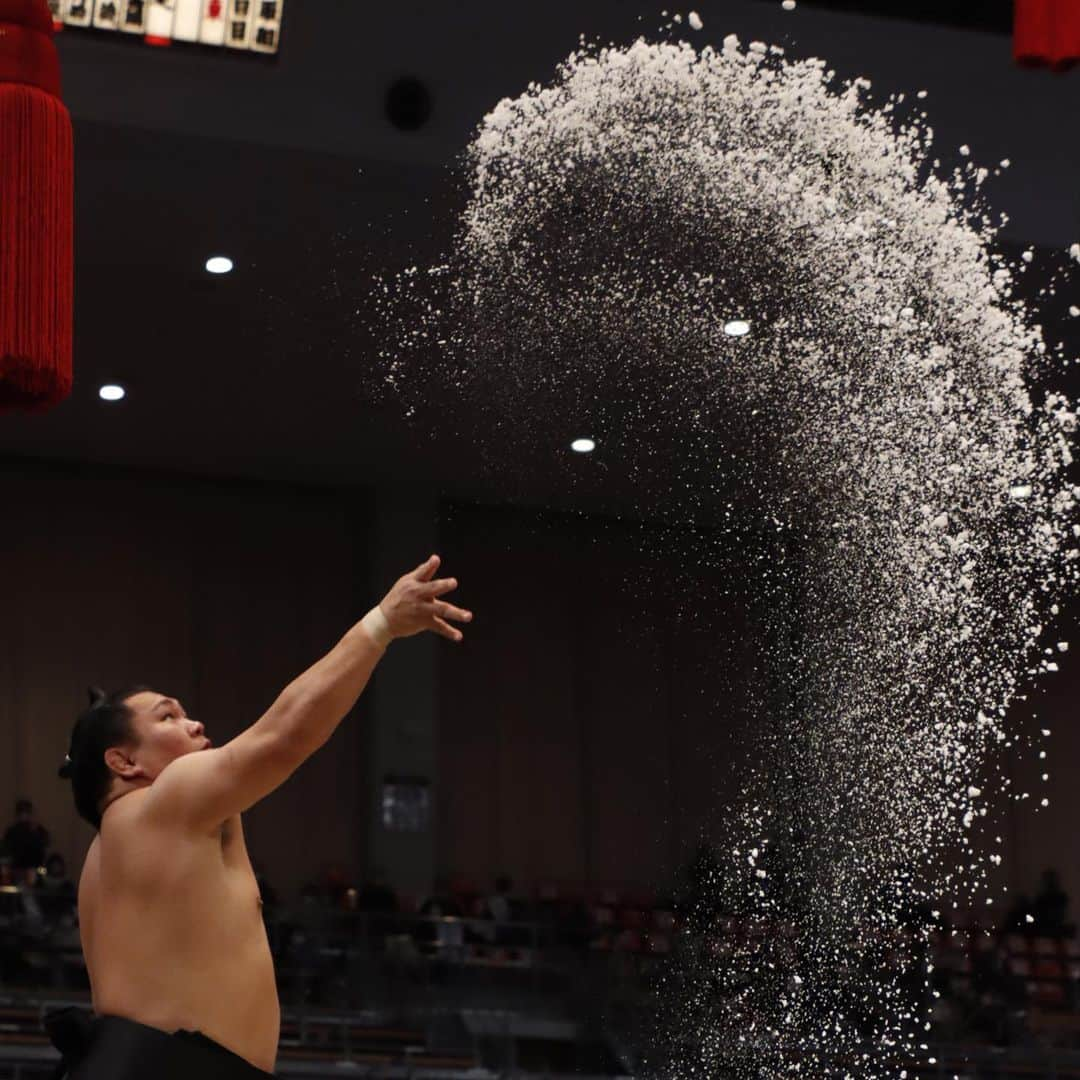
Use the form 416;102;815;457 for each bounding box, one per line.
78;787;280;1074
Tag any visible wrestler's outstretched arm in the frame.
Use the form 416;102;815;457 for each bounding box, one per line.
141;554;471;835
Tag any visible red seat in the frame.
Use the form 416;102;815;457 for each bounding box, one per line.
1032;980;1066;1007
1033;958;1064;979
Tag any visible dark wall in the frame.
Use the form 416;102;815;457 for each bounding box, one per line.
0;459;373;904
435;502;771;897
1;459;1076;915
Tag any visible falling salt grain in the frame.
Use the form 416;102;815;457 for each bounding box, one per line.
688;10;703;30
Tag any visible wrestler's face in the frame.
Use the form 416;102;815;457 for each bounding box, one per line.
105;690;210;785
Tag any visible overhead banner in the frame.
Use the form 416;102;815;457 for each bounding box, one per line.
48;0;283;54
1015;0;1080;69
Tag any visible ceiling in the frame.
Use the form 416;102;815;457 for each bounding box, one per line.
0;0;1077;519
769;0;1013;34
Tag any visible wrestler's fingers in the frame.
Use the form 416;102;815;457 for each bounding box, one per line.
412;555;441;581
435;601;473;623
425;577;459;596
433;616;464;642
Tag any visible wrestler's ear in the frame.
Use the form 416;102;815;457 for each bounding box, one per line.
103;746;142;779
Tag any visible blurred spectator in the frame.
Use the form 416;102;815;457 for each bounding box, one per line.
2;799;50;872
356;870;398;914
417;876;464;957
419;876;464;920
485;875;513;925
35;853;76;925
475;874;513;944
16;865;48;938
1032;869;1070;938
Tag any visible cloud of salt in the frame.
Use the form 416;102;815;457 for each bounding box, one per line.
375;32;1080;1079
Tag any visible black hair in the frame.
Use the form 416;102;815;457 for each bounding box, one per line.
58;685;150;831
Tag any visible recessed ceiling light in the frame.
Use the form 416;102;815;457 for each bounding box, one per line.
99;384;126;402
571;438;596;453
724;319;751;337
205;255;234;275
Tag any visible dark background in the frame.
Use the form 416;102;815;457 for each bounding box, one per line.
0;0;1077;910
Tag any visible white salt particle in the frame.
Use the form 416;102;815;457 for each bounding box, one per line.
1070;243;1080;262
1069;306;1079;317
1058;641;1068;651
688;10;703;30
967;786;981;798
959;145;970;156
1022;250;1034;263
1041;798;1050;807
1026;914;1035;923
782;0;797;8
1009;484;1032;499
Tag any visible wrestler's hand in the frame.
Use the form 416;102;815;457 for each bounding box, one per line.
379;555;472;643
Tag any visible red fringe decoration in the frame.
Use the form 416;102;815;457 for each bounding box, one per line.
0;0;73;413
1015;0;1080;70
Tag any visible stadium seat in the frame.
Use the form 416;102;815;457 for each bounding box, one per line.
653;910;675;931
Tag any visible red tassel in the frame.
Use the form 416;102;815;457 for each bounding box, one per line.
0;0;73;412
1015;0;1080;70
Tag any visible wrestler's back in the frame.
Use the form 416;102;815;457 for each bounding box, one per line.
78;790;280;1074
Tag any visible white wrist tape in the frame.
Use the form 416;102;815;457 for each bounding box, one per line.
361;605;393;648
